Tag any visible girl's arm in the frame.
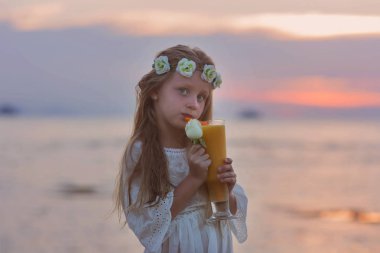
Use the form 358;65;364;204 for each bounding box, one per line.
171;175;204;218
170;144;210;218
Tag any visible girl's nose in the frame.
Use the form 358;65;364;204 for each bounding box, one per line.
186;95;200;111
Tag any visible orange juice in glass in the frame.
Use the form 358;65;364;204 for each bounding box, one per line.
202;119;234;222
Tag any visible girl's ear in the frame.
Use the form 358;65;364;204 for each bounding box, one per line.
151;91;158;101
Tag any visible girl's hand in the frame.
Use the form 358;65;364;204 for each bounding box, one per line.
187;144;211;183
217;158;236;193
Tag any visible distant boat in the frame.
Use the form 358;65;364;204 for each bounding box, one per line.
238;109;261;119
0;104;20;116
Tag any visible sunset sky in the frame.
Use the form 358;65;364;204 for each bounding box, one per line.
1;0;380;118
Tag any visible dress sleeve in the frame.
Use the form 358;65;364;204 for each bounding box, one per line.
228;183;248;243
125;181;174;252
123;141;174;252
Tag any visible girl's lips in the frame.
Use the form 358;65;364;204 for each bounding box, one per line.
183;116;209;125
182;113;193;120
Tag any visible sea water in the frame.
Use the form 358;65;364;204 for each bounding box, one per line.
1;117;379;253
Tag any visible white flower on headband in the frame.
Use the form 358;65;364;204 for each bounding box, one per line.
201;64;217;83
176;58;196;77
153;55;170;75
213;72;222;88
152;55;222;89
201;64;222;89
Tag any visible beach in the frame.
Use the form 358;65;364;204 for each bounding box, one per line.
1;117;379;253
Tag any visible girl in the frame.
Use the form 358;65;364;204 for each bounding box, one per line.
114;45;247;253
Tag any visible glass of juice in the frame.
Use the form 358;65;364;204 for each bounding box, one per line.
202;119;235;222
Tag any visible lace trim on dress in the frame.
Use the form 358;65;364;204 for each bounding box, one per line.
126;190;174;252
146;191;174;251
164;147;187;154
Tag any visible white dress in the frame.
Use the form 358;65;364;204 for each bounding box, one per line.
124;141;248;253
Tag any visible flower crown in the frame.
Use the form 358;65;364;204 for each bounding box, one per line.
152;56;222;89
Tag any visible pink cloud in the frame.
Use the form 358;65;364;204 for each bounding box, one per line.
219;76;380;108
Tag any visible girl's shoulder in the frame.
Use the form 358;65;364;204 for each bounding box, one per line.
125;140;143;169
131;139;142;151
130;139;143;156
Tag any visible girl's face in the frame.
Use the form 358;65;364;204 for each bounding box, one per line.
152;71;212;130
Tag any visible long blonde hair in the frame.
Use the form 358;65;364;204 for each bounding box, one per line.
114;45;216;222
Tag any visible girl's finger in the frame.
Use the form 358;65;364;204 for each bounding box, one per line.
226;177;236;184
200;154;210;161
202;160;211;167
190;144;201;153
195;149;206;158
218;164;233;173
224;158;233;164
220;172;236;179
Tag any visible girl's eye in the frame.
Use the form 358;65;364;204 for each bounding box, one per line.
178;88;189;96
197;94;206;103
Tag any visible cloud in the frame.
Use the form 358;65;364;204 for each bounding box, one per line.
1;3;380;38
0;3;65;30
234;14;380;38
5;0;380;16
1;23;379;116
